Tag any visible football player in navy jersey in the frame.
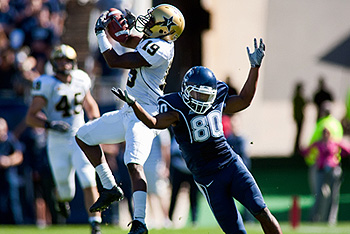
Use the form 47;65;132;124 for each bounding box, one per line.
113;38;283;234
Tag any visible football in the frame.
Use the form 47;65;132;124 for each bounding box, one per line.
106;8;129;43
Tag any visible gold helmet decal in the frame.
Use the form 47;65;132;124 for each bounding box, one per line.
136;4;185;42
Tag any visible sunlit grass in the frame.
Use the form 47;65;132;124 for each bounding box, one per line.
1;222;350;234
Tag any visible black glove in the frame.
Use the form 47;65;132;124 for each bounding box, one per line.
45;121;71;133
124;9;136;30
95;11;111;35
111;87;136;106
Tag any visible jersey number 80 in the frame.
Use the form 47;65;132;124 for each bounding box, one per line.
160;104;223;142
191;111;223;142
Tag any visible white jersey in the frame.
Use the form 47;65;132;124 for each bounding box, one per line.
126;38;174;106
31;69;91;136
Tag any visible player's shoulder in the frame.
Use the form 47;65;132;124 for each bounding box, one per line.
217;80;229;93
159;92;181;103
209;80;229;109
216;80;229;99
141;37;173;46
31;74;56;96
32;74;57;89
71;69;92;88
137;38;174;56
34;74;55;84
71;69;90;81
158;92;185;111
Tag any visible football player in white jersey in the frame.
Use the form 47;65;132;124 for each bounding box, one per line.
25;44;103;234
75;4;185;234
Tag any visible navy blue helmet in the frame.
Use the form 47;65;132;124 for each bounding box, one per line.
181;66;217;114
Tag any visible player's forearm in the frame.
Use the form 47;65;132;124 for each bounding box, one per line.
83;95;100;120
224;67;259;114
25;112;47;129
239;67;259;105
239;37;264;108
102;49;121;68
120;35;141;49
86;107;100;120
131;102;158;129
102;50;138;69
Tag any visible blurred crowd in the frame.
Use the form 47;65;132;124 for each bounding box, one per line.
0;0;66;104
0;0;71;226
292;77;350;225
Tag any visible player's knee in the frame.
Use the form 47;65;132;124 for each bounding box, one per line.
75;126;95;147
80;177;97;189
75;135;87;147
57;184;75;201
75;135;97;153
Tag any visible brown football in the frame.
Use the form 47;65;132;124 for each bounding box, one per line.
106;8;129;43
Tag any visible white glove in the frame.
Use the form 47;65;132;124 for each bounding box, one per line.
247;38;265;68
95;11;111;35
111;87;136;106
45;121;71;133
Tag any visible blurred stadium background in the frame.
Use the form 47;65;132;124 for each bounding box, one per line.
1;0;350;231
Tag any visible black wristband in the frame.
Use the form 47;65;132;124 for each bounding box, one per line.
44;121;51;129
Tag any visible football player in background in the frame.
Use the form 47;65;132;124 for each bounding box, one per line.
75;4;185;234
113;39;283;234
25;44;102;234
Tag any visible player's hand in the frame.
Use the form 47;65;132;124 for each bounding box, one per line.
45;121;71;133
111;87;135;106
247;38;265;68
124;9;136;30
95;11;111;35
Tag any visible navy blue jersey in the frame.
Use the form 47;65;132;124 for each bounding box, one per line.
158;81;236;178
159;80;267;234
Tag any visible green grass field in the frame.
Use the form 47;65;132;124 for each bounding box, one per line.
1;222;350;234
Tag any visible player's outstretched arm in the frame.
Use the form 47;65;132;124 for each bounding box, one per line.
102;50;149;69
224;38;265;114
111;88;178;129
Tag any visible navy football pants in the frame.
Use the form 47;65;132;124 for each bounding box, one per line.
194;156;266;234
